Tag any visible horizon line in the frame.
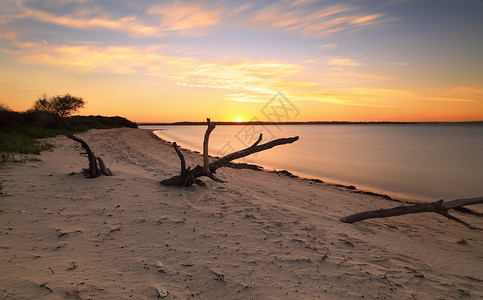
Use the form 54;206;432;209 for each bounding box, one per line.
136;120;483;125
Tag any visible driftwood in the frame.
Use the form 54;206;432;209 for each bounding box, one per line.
161;118;299;186
67;134;112;178
340;197;483;230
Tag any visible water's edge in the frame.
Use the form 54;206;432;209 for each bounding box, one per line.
143;124;483;203
149;129;416;204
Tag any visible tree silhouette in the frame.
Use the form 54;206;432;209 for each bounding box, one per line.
34;93;86;119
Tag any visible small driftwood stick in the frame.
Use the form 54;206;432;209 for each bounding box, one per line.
436;211;480;230
340;197;483;230
96;157;112;176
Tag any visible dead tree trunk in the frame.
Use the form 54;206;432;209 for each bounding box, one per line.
160;118;299;186
340;197;483;230
67;134;113;178
203;119;216;172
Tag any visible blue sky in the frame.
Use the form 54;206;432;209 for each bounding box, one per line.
1;0;482;122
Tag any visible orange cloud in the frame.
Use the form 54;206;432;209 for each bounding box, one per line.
246;2;393;38
327;57;365;67
4;33;477;112
3;0;396;39
5;0;225;37
12;6;161;36
350;13;383;25
293;87;479;109
4;38;305;100
148;2;222;33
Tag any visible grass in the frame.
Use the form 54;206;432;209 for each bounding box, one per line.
1;153;42;165
0;108;137;154
0;131;54;154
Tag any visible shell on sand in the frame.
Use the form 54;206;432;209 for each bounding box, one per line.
158;287;168;298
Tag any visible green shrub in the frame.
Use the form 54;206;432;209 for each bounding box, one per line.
1;105;136;154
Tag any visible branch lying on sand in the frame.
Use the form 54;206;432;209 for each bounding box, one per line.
67;134;112;178
340;197;483;230
160;118;299;186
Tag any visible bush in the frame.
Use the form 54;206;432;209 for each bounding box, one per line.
33;93;86;119
1;111;136;154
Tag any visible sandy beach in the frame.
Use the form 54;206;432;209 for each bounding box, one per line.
1;127;482;299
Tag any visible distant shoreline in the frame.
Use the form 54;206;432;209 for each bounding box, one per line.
138;120;483;126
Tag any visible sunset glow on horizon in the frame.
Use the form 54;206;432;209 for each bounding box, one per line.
1;0;482;122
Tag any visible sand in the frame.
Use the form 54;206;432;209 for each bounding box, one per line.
1;127;482;299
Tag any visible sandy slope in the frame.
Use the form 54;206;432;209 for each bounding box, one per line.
0;128;482;299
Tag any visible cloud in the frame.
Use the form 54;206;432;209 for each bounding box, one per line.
4;0;223;37
319;43;337;50
295;87;478;108
327;57;365;67
244;1;395;38
386;62;408;66
148;2;223;34
303;56;365;67
423;86;482;103
292;88;411;107
6;3;162;36
303;56;366;71
2;38;306;101
349;13;383;25
2;0;396;39
3;37;476;109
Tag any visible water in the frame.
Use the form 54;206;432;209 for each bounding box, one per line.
141;124;483;201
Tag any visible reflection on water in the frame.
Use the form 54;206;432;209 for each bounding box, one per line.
142;124;483;201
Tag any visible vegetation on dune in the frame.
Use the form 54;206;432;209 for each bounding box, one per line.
33;93;86;120
0;94;137;154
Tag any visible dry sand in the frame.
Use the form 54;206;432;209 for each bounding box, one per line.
1;128;482;299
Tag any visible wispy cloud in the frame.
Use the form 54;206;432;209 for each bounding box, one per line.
327;57;365;67
303;56;365;67
319;43;337;50
245;1;395;38
3;0;396;39
148;2;223;34
2;36;306;101
2;35;478;110
4;2;162;36
4;0;224;37
296;87;478;108
386;62;408;66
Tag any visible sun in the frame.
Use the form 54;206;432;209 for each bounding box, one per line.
234;117;244;123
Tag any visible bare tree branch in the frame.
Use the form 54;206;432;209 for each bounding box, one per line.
173;142;186;174
340;197;483;230
436;211;480;230
67;134;112;178
160;120;299;186
209;135;299;173
67;134;99;178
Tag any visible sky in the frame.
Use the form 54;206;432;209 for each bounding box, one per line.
0;0;482;123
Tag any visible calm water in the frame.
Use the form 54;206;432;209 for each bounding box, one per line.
141;124;483;201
